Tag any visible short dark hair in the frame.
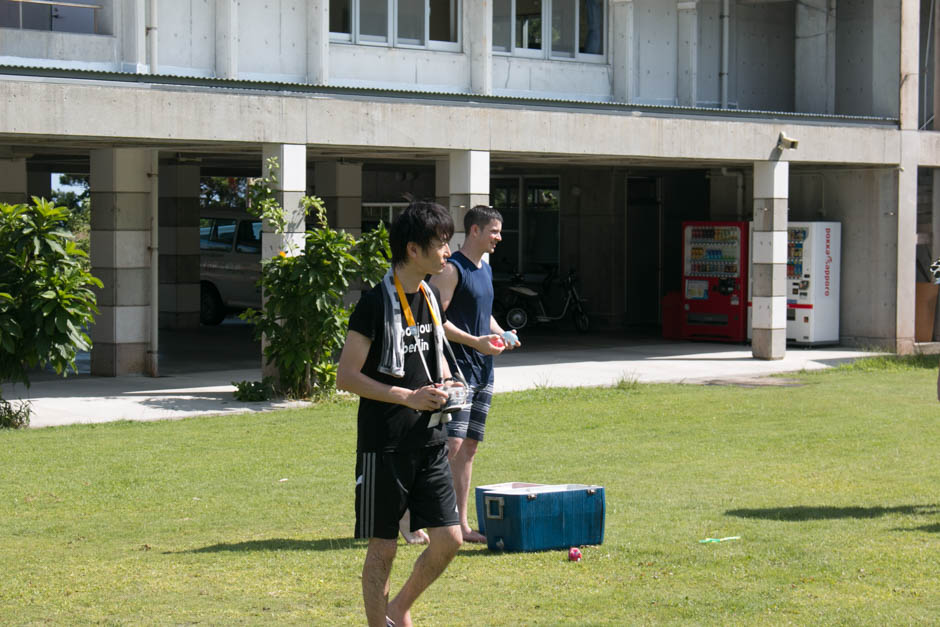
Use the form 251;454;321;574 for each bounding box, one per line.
464;205;503;234
389;201;454;266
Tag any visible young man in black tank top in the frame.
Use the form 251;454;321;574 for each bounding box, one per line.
337;202;464;627
431;206;521;543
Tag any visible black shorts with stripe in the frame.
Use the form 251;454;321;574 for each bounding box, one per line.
355;444;459;540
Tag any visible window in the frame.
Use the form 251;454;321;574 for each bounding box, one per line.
361;202;407;233
200;218;237;252
490;177;560;275
493;0;604;60
0;0;102;34
330;0;459;50
235;220;262;254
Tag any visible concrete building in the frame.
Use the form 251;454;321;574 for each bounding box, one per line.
1;0;938;375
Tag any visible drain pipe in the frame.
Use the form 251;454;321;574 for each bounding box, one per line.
720;0;729;108
147;0;158;73
147;151;159;377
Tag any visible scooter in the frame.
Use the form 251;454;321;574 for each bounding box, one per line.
501;267;590;332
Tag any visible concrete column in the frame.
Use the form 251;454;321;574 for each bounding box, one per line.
896;134;919;353
611;0;636;103
314;161;362;237
899;0;919;130
261;144;307;376
751;161;788;360
215;0;238;79
158;164;201;329
677;1;698;107
795;0;835;114
122;0;147;73
448;150;490;249
89;148;153;376
307;0;329;84
467;0;492;95
0;158;27;204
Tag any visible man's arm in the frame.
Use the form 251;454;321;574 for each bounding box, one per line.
432;262;504;355
430;262;459;310
336;330;447;411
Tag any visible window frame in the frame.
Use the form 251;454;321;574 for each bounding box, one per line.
492;0;606;63
330;0;461;53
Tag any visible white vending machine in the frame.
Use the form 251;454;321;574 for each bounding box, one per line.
747;221;841;345
786;222;841;345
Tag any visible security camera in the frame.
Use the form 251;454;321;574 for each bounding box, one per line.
776;132;799;151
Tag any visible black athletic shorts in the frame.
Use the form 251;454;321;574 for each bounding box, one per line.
355;444;459;540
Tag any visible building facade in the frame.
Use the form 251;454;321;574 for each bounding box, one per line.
0;0;937;375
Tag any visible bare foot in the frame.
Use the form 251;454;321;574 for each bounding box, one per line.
399;524;430;545
462;528;486;543
387;602;412;627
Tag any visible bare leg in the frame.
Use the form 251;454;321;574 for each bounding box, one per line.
448;436;486;542
386;525;462;627
363;538;397;627
398;509;430;545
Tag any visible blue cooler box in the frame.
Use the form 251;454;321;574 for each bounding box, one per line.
475;482;543;536
481;484;606;552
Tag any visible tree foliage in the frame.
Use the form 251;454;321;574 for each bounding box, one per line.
240;159;389;399
0;198;102;395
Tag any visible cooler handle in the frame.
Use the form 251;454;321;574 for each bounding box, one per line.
484;495;504;520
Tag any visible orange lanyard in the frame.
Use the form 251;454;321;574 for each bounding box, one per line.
393;272;441;328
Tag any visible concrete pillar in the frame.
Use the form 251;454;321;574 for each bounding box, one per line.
751;161;788;360
434;158;450;209
447;150;490;249
314;161;362;236
677;1;698;107
795;0;835;114
307;0;328;84
899;0;919;130
122;0;147;73
895;0;919;352
158;164;201;330
215;0;238;79
0;158;27;204
467;0;492;95
261;144;307;376
89;148;153;376
611;0;636;103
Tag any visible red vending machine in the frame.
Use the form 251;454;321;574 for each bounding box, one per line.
679;221;749;342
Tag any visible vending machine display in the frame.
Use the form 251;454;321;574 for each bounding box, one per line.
786;222;841;345
679;221;749;342
746;221;841;345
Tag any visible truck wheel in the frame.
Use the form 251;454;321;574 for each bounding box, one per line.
200;283;226;326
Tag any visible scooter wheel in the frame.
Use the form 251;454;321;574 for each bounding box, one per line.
574;311;590;333
506;307;528;330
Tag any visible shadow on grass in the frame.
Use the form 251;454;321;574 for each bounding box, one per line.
171;537;367;554
725;504;938;521
892;523;940;533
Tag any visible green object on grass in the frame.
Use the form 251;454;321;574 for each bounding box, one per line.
699;536;741;543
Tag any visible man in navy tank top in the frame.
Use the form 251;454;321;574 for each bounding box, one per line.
431;205;521;543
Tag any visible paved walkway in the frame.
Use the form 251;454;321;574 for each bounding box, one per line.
1;324;875;429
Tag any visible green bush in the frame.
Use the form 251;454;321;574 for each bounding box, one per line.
240;160;389;400
0;198;101;427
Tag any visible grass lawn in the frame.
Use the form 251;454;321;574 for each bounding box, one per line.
1;356;938;625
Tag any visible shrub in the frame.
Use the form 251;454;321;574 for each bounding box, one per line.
0;198;101;427
240;160;389;400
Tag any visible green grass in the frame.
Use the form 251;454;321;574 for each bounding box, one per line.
2;362;939;625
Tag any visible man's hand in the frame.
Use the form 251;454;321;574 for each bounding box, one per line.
476;334;506;356
405;385;450;412
501;330;521;351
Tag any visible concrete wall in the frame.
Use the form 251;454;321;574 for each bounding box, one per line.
158;0;216;77
635;0;678;105
492;57;611;100
836;0;901;118
332;44;470;91
790;168;899;347
735;1;795;111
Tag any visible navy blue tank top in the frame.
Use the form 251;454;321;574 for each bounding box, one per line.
446;251;494;386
